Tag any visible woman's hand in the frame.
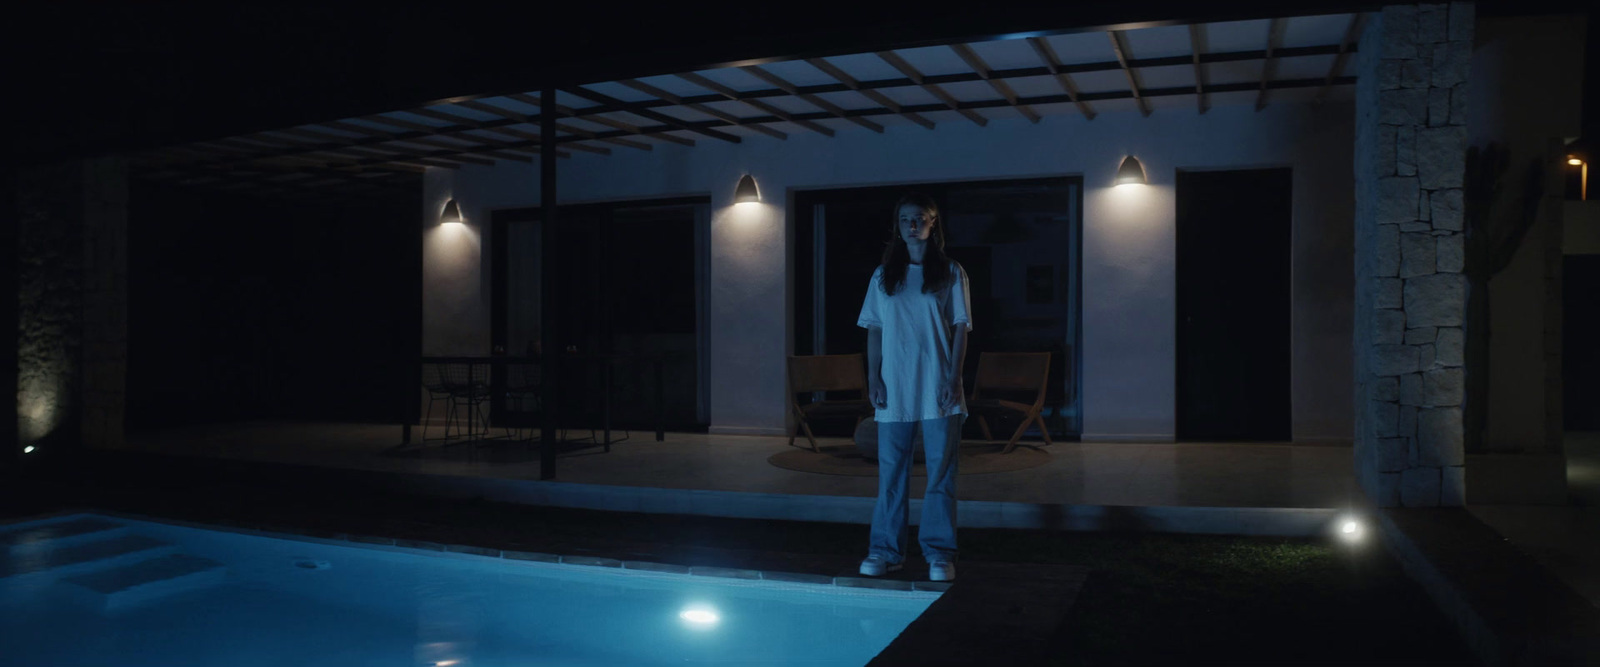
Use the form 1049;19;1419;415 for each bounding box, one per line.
870;378;888;410
938;375;964;413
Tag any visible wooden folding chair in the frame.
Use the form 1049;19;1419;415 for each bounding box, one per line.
787;354;874;452
968;352;1052;453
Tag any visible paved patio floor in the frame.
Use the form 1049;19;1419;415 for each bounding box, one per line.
121;421;1360;509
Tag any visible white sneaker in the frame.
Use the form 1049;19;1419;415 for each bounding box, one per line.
928;561;956;582
859;556;903;577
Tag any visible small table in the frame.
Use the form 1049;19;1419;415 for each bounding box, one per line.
411;353;668;447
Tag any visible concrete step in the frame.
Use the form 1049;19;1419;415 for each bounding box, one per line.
0;517;131;556
62;554;227;612
0;534;179;581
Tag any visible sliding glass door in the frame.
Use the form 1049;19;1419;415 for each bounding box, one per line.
492;197;710;432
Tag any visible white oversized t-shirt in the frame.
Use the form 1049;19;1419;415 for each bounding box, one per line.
856;261;972;423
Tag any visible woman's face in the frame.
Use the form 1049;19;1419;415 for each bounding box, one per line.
897;204;936;244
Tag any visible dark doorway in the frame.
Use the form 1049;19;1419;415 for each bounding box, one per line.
793;177;1082;439
1565;254;1600;430
491;198;709;432
1176;168;1292;441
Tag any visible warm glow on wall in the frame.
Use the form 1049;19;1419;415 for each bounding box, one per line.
18;375;63;444
1570;156;1589;200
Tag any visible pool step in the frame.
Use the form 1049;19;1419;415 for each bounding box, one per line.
0;534;179;581
62;554;227;612
0;517;132;556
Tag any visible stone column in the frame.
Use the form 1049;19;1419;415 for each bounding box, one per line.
1354;3;1473;507
16;157;128;455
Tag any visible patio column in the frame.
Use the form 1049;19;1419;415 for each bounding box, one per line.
15;157;129;456
1353;3;1473;507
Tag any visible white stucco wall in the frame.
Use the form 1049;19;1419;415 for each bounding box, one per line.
422;99;1355;441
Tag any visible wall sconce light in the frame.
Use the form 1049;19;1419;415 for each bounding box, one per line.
734;174;761;204
1114;156;1147;186
440;199;464;225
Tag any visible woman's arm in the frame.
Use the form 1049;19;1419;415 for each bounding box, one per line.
942;326;968;412
867;326;887;409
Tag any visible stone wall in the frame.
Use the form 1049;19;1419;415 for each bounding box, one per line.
16;157;128;453
17;161;85;450
1354;3;1473;507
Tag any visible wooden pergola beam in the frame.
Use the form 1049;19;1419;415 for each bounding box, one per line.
452;99;655;151
1025;37;1095;121
950;44;1040;123
214;133;486;169
550;76;1355;134
1255;18;1287;111
405;107;608;156
1189;24;1211;114
1315;14;1367;105
147;37;1361;173
271;126;513;165
737;65;884;133
1107;30;1152;117
804;57;935;129
137;154;419;197
164;114;543;171
875;50;988;127
673;71;831;137
616;78;789;140
356;114;573;162
561;85;743;143
507;92;696;147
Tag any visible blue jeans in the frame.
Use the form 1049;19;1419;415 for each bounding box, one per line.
869;415;961;565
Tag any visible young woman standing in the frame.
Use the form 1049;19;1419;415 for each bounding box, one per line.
855;193;971;582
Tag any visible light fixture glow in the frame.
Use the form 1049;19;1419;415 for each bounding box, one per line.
1570;157;1585;166
680;607;721;627
23;446;35;454
734;174;761;204
1114;155;1147;186
440;199;464;225
1336;516;1366;544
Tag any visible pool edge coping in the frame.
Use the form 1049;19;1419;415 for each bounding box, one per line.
11;509;953;596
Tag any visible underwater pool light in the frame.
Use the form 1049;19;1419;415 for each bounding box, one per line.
680;606;721;627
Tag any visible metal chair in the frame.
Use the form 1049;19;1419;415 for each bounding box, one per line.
439;362;493;441
421;363;457;442
504;362;541;442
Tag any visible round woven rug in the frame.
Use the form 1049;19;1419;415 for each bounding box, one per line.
768;442;1050;477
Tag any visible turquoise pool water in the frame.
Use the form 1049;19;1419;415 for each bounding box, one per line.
0;514;937;666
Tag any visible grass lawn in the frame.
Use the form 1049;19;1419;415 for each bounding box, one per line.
2;460;1477;666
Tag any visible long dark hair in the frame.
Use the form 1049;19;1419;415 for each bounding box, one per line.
880;192;954;296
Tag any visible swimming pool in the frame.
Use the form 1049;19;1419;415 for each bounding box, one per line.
0;514;939;666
